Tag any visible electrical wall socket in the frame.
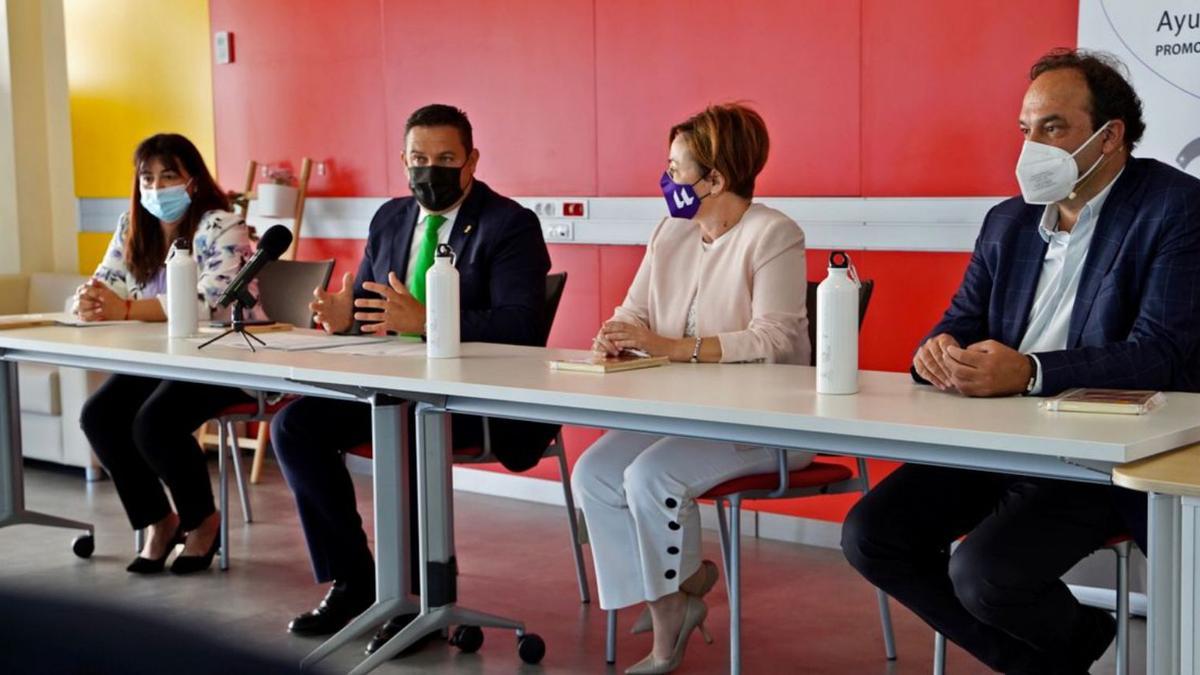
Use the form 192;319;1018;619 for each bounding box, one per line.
529;199;588;220
214;31;233;64
543;222;574;241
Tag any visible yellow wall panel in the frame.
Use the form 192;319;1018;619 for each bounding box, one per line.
76;232;112;276
64;0;215;198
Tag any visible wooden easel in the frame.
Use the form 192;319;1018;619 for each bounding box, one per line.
205;157;314;482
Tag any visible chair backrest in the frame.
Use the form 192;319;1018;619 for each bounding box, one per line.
256;259;335;328
542;272;569;344
804;278;875;368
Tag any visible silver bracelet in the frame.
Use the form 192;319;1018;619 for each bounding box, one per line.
690;336;703;363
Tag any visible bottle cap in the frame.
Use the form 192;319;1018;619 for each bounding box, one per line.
436;243;455;261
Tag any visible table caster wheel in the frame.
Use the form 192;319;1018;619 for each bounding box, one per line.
72;533;94;559
450;625;483;653
518;633;545;664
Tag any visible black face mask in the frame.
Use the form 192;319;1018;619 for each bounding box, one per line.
409;165;465;212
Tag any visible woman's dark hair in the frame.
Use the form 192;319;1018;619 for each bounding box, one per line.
127;134;230;284
1030;48;1145;152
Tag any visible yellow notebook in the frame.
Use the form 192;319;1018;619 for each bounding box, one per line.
549;354;669;374
1041;388;1165;415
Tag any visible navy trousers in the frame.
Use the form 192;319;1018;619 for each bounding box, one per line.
841;464;1143;673
271;396;490;600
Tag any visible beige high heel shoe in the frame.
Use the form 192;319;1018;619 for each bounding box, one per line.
625;595;713;675
631;560;719;634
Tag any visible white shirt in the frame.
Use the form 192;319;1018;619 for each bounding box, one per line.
405;205;460;289
1020;170;1122;393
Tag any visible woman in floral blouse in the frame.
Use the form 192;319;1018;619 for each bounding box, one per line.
77;133;260;575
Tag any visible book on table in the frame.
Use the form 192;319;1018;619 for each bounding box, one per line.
549;353;669;374
1041;388;1165;415
0;313;60;330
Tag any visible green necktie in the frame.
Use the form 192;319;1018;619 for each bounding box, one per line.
410;214;447;303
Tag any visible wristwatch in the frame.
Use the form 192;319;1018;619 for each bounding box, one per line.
690;336;703;363
1023;354;1038;395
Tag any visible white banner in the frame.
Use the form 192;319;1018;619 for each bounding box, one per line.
1079;1;1200;180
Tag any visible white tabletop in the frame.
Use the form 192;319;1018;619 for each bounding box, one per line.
3;325;1200;465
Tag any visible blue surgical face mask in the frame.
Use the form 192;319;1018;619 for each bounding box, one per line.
660;171;710;219
140;183;192;223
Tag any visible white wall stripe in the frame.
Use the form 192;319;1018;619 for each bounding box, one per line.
78;195;1005;252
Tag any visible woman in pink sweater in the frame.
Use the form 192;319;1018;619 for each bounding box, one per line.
572;103;812;674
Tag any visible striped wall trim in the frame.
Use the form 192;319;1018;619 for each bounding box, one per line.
78;195;1006;252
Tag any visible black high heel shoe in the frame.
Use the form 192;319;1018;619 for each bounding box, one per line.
170;533;220;575
126;527;185;574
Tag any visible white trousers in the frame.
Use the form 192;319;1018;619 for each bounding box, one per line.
572;430;814;610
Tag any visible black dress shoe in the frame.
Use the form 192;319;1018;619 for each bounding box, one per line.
169;534;221;575
288;581;375;636
365;613;442;657
126;527;185;574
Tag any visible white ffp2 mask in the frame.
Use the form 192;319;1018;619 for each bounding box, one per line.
1015;121;1112;204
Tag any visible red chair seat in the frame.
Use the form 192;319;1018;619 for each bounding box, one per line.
701;461;854;499
454;446;486;460
1104;534;1133;547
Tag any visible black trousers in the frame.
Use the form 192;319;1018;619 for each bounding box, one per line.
841;464;1129;674
272;395;557;601
79;374;253;531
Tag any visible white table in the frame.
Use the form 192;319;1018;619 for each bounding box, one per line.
3;329;1196;674
290;341;1200;675
1115;444;1200;675
0;325;439;674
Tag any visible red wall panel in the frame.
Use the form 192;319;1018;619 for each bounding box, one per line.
209;0;389;196
861;0;1078;196
546;244;602;350
594;0;861;197
597;246;645;325
378;0;597;198
210;0;1075;521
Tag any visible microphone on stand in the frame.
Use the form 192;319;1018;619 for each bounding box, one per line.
199;224;293;352
216;224;294;308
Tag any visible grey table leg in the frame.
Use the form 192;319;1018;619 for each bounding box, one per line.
0;360;92;536
349;402;533;675
302;395;419;670
1147;491;1181;675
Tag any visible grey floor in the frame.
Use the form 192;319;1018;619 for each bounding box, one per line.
0;461;1144;674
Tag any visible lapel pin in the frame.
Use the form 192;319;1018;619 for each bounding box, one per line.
463;224;474;235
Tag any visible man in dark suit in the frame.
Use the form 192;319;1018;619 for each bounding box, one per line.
272;104;558;653
842;50;1200;674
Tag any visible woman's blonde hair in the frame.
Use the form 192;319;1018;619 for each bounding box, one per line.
669;103;769;200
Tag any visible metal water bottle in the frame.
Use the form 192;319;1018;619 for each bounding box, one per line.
166;238;198;338
816;251;859;394
425;243;460;358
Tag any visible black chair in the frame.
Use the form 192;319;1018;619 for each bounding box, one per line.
428;272;592;603
212;259;334;568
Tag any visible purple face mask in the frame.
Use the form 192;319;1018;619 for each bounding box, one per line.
660;171;709;219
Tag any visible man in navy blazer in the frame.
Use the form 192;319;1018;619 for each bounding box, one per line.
842;50;1200;674
272;104;559;651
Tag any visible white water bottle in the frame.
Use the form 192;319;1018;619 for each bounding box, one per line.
816;250;859;394
166;238;198;338
425;243;460;358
